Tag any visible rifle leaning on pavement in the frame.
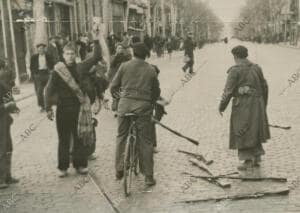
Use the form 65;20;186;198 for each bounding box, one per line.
182;172;287;182
177;149;213;165
189;158;231;188
151;118;199;146
176;189;290;204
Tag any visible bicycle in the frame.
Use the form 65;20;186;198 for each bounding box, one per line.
123;113;140;196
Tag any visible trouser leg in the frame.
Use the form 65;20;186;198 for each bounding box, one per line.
115;116;130;172
35;74;49;108
0;117;12;184
71;109;88;169
56;109;72;170
136;116;154;176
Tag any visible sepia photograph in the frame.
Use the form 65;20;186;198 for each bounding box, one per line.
0;0;299;212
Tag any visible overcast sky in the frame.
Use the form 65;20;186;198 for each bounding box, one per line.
198;0;247;36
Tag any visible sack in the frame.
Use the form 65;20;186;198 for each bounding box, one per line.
183;55;190;63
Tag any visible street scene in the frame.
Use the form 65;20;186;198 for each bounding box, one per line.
1;0;300;213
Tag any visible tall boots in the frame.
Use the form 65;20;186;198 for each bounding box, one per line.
0;153;19;189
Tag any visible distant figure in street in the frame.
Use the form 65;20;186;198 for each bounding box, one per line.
45;29;102;178
48;36;60;64
224;37;228;44
219;45;270;171
0;59;19;189
110;42;160;186
107;33;118;55
166;38;173;59
182;32;195;74
76;34;89;61
30;42;54;112
143;34;153;52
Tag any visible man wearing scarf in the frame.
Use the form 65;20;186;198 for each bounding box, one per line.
45;29;102;177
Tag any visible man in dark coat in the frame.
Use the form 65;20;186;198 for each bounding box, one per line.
30;43;54;112
144;34;153;51
48;36;60;64
219;45;270;171
182;32;195;74
45;30;102;177
0;59;19;189
110;42;160;186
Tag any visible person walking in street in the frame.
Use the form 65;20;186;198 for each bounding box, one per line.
45;29;102;178
0;59;19;189
48;36;60;64
166;38;173;60
110;42;160;186
144;34;153;53
182;32;195;74
30;42;54;112
218;45;270;171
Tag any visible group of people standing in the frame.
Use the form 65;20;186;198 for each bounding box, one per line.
0;23;271;191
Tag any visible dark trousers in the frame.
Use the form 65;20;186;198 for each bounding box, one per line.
115;115;154;176
56;105;88;170
183;58;194;73
34;72;49;108
0;115;13;183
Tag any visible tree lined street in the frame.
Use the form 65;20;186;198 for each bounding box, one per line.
1;40;300;213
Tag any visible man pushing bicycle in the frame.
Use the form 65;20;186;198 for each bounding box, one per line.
110;42;161;186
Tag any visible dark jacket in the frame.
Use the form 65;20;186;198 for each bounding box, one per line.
45;40;102;111
110;58;160;115
184;37;195;58
30;53;54;76
107;52;132;82
47;43;60;64
219;59;270;149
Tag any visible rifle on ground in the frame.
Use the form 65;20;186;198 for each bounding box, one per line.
151;118;199;146
189;158;231;188
178;149;213;165
269;124;291;130
177;189;290;203
182;172;287;182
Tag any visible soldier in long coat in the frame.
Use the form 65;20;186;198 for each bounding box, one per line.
219;45;270;170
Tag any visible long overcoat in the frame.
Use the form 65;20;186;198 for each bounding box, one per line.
219;59;271;150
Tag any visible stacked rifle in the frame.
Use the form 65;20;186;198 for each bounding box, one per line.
178;149;290;203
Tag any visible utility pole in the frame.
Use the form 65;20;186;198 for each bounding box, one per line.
7;0;20;87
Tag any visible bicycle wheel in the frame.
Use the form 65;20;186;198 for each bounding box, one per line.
133;140;139;176
123;137;134;196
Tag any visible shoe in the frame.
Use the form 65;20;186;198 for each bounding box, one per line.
237;160;253;171
88;154;97;161
153;148;159;154
145;176;156;186
0;182;9;189
6;177;19;184
58;170;68;178
116;171;124;180
77;167;88;175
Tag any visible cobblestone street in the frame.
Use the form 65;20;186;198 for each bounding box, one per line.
1;40;300;213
